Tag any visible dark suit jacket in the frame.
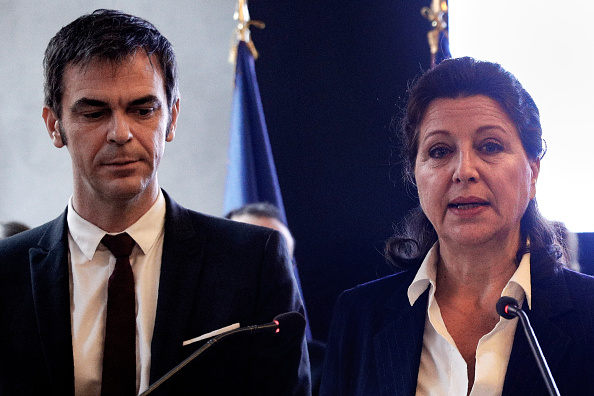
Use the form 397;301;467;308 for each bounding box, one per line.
320;258;594;395
0;191;310;395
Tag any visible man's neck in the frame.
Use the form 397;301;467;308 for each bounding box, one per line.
72;188;160;233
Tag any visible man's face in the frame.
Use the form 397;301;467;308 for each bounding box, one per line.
43;53;179;212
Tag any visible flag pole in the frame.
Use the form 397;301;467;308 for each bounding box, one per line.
229;0;265;63
421;0;450;68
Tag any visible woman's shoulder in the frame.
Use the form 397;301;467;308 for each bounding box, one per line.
333;270;417;316
533;266;594;321
344;270;414;296
559;267;594;303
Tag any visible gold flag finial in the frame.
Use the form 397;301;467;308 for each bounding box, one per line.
229;0;265;63
421;0;449;68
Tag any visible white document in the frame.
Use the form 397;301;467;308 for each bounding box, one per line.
182;323;240;346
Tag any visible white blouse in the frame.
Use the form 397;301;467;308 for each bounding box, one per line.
408;243;532;396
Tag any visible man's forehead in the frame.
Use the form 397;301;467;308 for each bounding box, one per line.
65;52;163;79
60;52;167;107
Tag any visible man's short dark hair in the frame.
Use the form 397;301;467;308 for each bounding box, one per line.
225;202;284;225
43;9;179;120
0;221;30;239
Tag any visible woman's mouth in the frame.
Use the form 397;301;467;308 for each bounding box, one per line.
448;202;489;210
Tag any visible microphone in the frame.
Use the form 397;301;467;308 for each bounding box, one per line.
140;311;305;395
496;297;560;396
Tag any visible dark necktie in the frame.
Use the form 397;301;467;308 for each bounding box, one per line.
101;233;136;396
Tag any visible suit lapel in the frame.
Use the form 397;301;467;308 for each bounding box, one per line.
149;192;206;383
503;264;571;395
374;275;427;396
29;210;75;395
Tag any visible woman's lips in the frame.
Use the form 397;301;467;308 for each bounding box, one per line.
447;201;490;218
447;197;490;216
448;202;489;210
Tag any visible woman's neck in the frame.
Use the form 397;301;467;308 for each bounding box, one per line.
435;235;521;305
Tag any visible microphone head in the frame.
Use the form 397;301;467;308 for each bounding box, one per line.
273;312;306;336
496;296;520;320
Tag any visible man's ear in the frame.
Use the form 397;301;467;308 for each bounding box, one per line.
166;99;180;142
42;106;65;148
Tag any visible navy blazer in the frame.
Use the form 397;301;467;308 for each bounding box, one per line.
320;258;594;395
0;191;311;395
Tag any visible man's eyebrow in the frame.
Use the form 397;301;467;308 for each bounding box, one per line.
71;98;108;112
70;95;162;113
129;95;162;107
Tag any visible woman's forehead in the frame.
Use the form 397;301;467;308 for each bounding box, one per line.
418;95;517;138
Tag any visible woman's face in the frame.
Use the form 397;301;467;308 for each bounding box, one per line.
414;95;539;249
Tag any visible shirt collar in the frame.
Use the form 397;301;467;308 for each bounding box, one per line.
407;242;532;309
67;190;167;260
408;243;439;306
504;250;532;309
67;198;106;261
124;191;166;255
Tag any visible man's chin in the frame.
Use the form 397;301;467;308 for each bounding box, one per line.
99;179;156;203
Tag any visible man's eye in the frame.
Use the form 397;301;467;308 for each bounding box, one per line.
84;111;104;119
136;108;154;116
429;146;450;159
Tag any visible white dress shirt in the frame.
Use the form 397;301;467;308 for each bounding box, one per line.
67;191;166;395
408;243;532;396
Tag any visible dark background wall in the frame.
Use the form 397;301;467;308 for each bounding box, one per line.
249;0;594;342
249;0;431;341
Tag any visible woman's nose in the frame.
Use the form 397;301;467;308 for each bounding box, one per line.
452;151;480;183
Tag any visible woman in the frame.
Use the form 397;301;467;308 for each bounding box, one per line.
319;57;594;395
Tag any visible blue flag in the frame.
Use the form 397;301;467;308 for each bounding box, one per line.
224;41;312;340
223;41;287;224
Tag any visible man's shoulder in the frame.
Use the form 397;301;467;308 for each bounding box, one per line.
0;218;59;254
0;215;65;276
165;195;276;242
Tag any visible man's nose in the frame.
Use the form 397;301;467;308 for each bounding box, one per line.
106;114;132;144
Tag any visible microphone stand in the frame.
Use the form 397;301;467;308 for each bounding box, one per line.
497;297;560;396
140;321;278;395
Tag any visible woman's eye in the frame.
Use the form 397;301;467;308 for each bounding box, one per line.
481;141;504;154
429;146;450;159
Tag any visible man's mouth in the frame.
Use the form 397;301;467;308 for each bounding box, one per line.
105;159;137;166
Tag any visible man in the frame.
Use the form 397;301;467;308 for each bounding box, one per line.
0;221;30;239
225;203;296;258
0;9;310;395
226;203;325;396
225;203;309;337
